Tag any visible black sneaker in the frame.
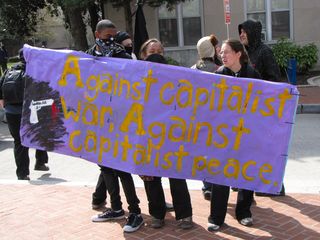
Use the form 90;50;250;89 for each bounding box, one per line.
203;190;211;201
91;209;125;222
34;164;49;171
178;216;193;230
18;175;30;180
166;202;174;212
239;217;253;226
123;213;144;233
207;222;220;232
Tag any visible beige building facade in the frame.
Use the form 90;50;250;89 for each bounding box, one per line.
103;0;320;68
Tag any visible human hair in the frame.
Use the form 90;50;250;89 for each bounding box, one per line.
139;38;163;60
222;39;249;65
209;34;219;47
209;34;222;66
96;19;116;32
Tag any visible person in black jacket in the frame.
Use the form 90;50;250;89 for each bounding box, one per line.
89;19;143;234
238;19;281;82
0;49;49;180
239;19;285;197
207;39;261;232
0;43;8;76
139;39;193;230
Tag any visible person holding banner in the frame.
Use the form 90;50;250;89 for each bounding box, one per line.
89;19;143;233
115;31;137;60
207;39;261;232
0;49;49;180
238;19;285;197
191;34;222;200
238;19;281;82
139;39;194;230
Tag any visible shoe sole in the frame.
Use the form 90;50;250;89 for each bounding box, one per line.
179;224;193;230
92;215;125;222
239;219;253;227
240;222;253;227
207;225;220;232
123;221;144;233
207;223;220;232
151;221;165;229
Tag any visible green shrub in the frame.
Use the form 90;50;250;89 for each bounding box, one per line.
296;43;318;73
272;38;318;74
165;56;180;66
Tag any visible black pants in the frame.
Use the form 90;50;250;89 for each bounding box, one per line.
6;113;48;179
93;166;141;214
144;177;192;220
92;170;108;205
209;184;253;226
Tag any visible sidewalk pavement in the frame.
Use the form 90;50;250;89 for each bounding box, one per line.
0;183;319;240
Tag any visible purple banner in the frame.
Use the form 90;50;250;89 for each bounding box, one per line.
21;45;299;193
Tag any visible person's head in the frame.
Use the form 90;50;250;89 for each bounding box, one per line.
115;31;133;55
210;34;221;57
196;36;215;60
95;19;117;42
220;39;249;71
139;38;164;60
238;19;262;47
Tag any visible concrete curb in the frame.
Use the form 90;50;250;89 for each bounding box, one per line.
307;75;320;86
296;82;320;114
297;104;320;114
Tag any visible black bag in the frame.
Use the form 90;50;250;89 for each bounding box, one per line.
1;64;25;104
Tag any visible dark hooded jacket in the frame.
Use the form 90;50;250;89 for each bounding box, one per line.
238;20;281;82
215;63;261;80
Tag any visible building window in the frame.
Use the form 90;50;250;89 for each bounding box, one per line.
158;0;202;47
245;0;291;41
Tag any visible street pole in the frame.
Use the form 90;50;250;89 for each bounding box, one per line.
223;0;231;39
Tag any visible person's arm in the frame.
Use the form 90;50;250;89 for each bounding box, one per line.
261;47;281;82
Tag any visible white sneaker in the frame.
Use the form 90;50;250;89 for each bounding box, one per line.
207;222;220;231
239;217;253;226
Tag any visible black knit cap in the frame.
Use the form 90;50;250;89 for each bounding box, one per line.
115;31;131;44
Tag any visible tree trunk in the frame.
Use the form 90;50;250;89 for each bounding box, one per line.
65;7;88;51
88;2;100;36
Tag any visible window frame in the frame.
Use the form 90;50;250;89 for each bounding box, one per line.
157;0;204;50
244;0;293;43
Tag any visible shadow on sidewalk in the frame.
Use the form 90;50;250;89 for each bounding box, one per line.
0;139;13;151
271;195;320;223
226;200;320;239
29;173;67;185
